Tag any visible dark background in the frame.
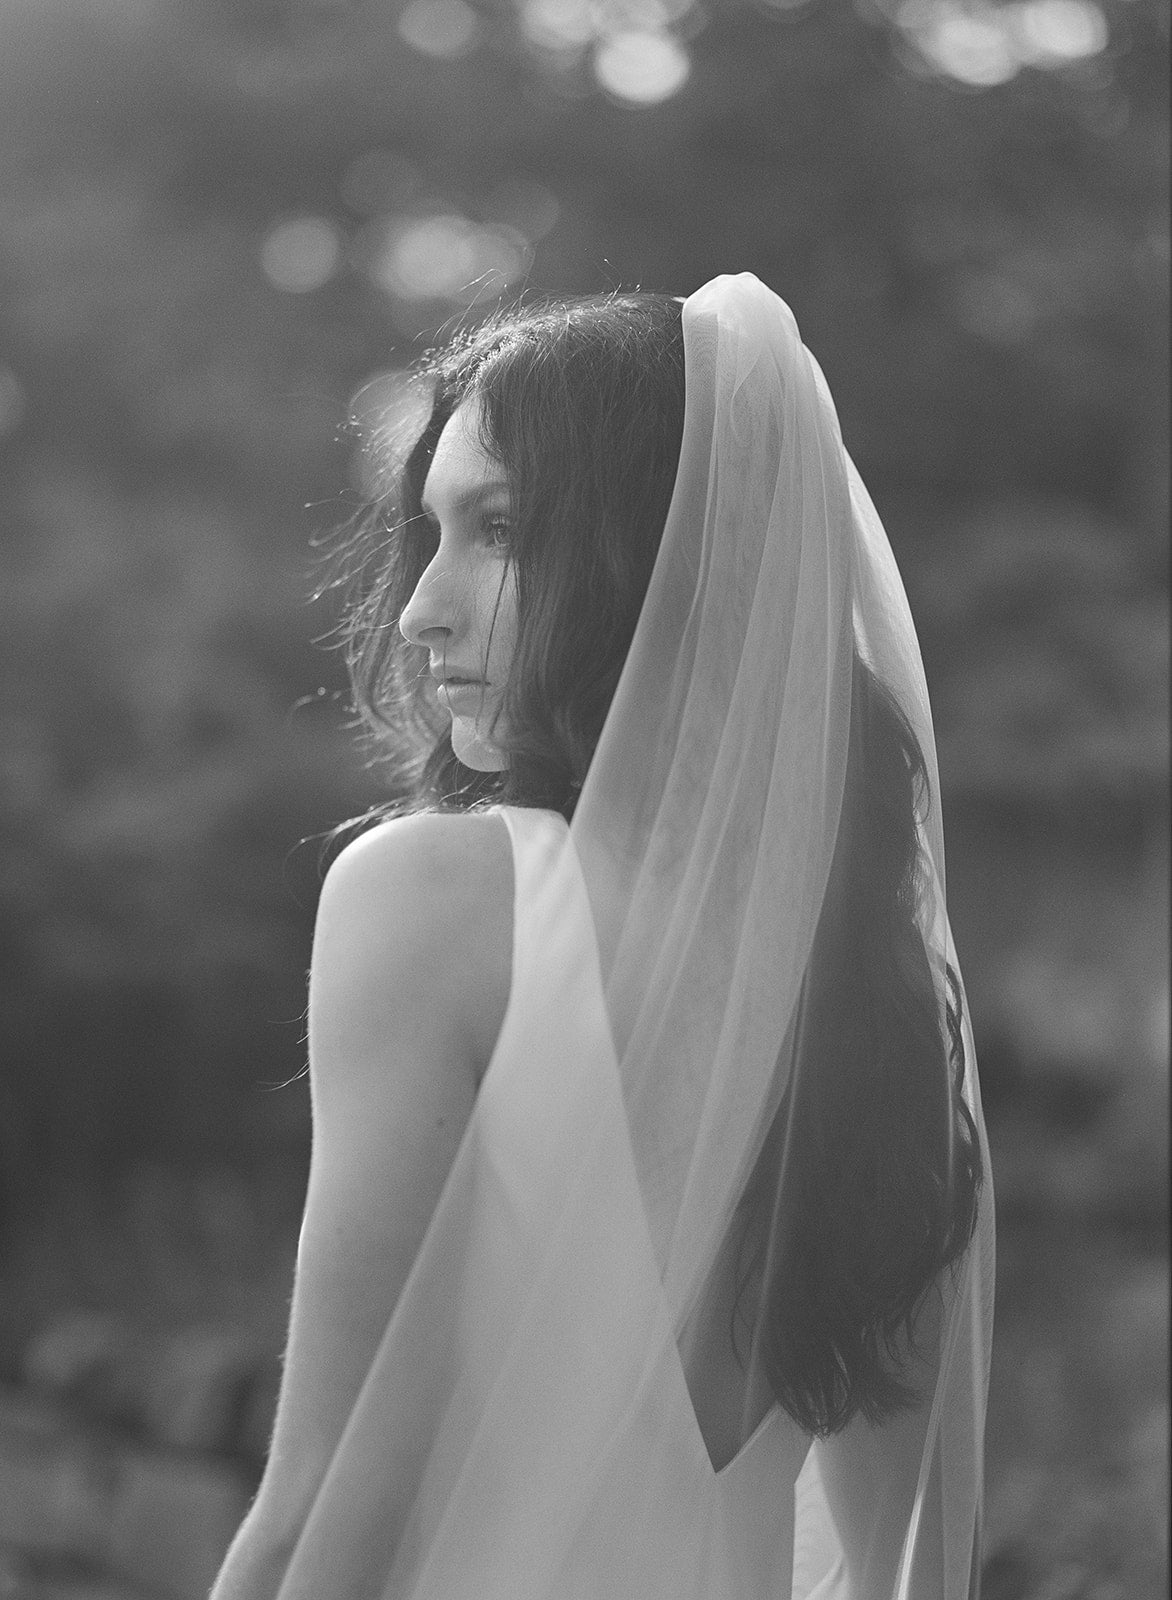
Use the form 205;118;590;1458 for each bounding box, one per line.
0;0;1167;1594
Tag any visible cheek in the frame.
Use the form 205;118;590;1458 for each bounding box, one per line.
483;570;519;678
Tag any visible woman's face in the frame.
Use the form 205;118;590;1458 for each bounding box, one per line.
399;394;518;772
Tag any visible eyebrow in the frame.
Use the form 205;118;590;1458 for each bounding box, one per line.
419;480;511;517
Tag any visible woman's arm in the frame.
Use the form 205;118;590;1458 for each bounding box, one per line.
211;811;513;1600
810;1290;947;1598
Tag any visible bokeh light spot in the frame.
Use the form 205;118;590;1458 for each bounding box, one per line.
369;214;531;302
912;5;1021;84
1013;0;1108;63
895;0;1108;83
520;0;596;51
593;30;691;104
260;217;342;293
379;215;477;298
397;0;481;58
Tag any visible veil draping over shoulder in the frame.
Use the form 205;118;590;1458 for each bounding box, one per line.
271;274;994;1600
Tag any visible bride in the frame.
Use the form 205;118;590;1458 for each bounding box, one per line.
212;274;994;1599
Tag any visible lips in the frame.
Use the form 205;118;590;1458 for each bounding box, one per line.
437;677;491;709
430;666;485;687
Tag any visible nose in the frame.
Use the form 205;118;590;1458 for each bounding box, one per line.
399;552;460;649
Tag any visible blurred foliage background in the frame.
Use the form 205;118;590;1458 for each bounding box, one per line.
0;0;1167;1594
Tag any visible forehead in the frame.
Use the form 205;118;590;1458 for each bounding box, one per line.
423;394;506;504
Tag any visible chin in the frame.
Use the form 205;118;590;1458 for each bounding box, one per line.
451;718;509;774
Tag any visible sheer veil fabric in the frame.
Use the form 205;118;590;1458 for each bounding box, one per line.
274;274;994;1598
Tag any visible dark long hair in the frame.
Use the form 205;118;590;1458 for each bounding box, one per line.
734;656;982;1433
330;292;981;1437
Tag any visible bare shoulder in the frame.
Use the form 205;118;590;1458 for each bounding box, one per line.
320;809;513;922
313;809;514;1082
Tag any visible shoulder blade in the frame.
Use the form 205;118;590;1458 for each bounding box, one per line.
311;809;514;1087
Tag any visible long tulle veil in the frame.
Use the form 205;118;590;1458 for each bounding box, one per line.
268;273;994;1599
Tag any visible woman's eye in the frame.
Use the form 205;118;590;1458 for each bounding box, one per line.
482;515;512;550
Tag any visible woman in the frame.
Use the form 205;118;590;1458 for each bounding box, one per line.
212;274;994;1599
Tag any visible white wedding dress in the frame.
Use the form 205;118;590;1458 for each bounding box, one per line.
431;803;811;1599
270;801;993;1599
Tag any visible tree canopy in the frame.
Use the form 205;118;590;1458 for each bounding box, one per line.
0;0;1166;1173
